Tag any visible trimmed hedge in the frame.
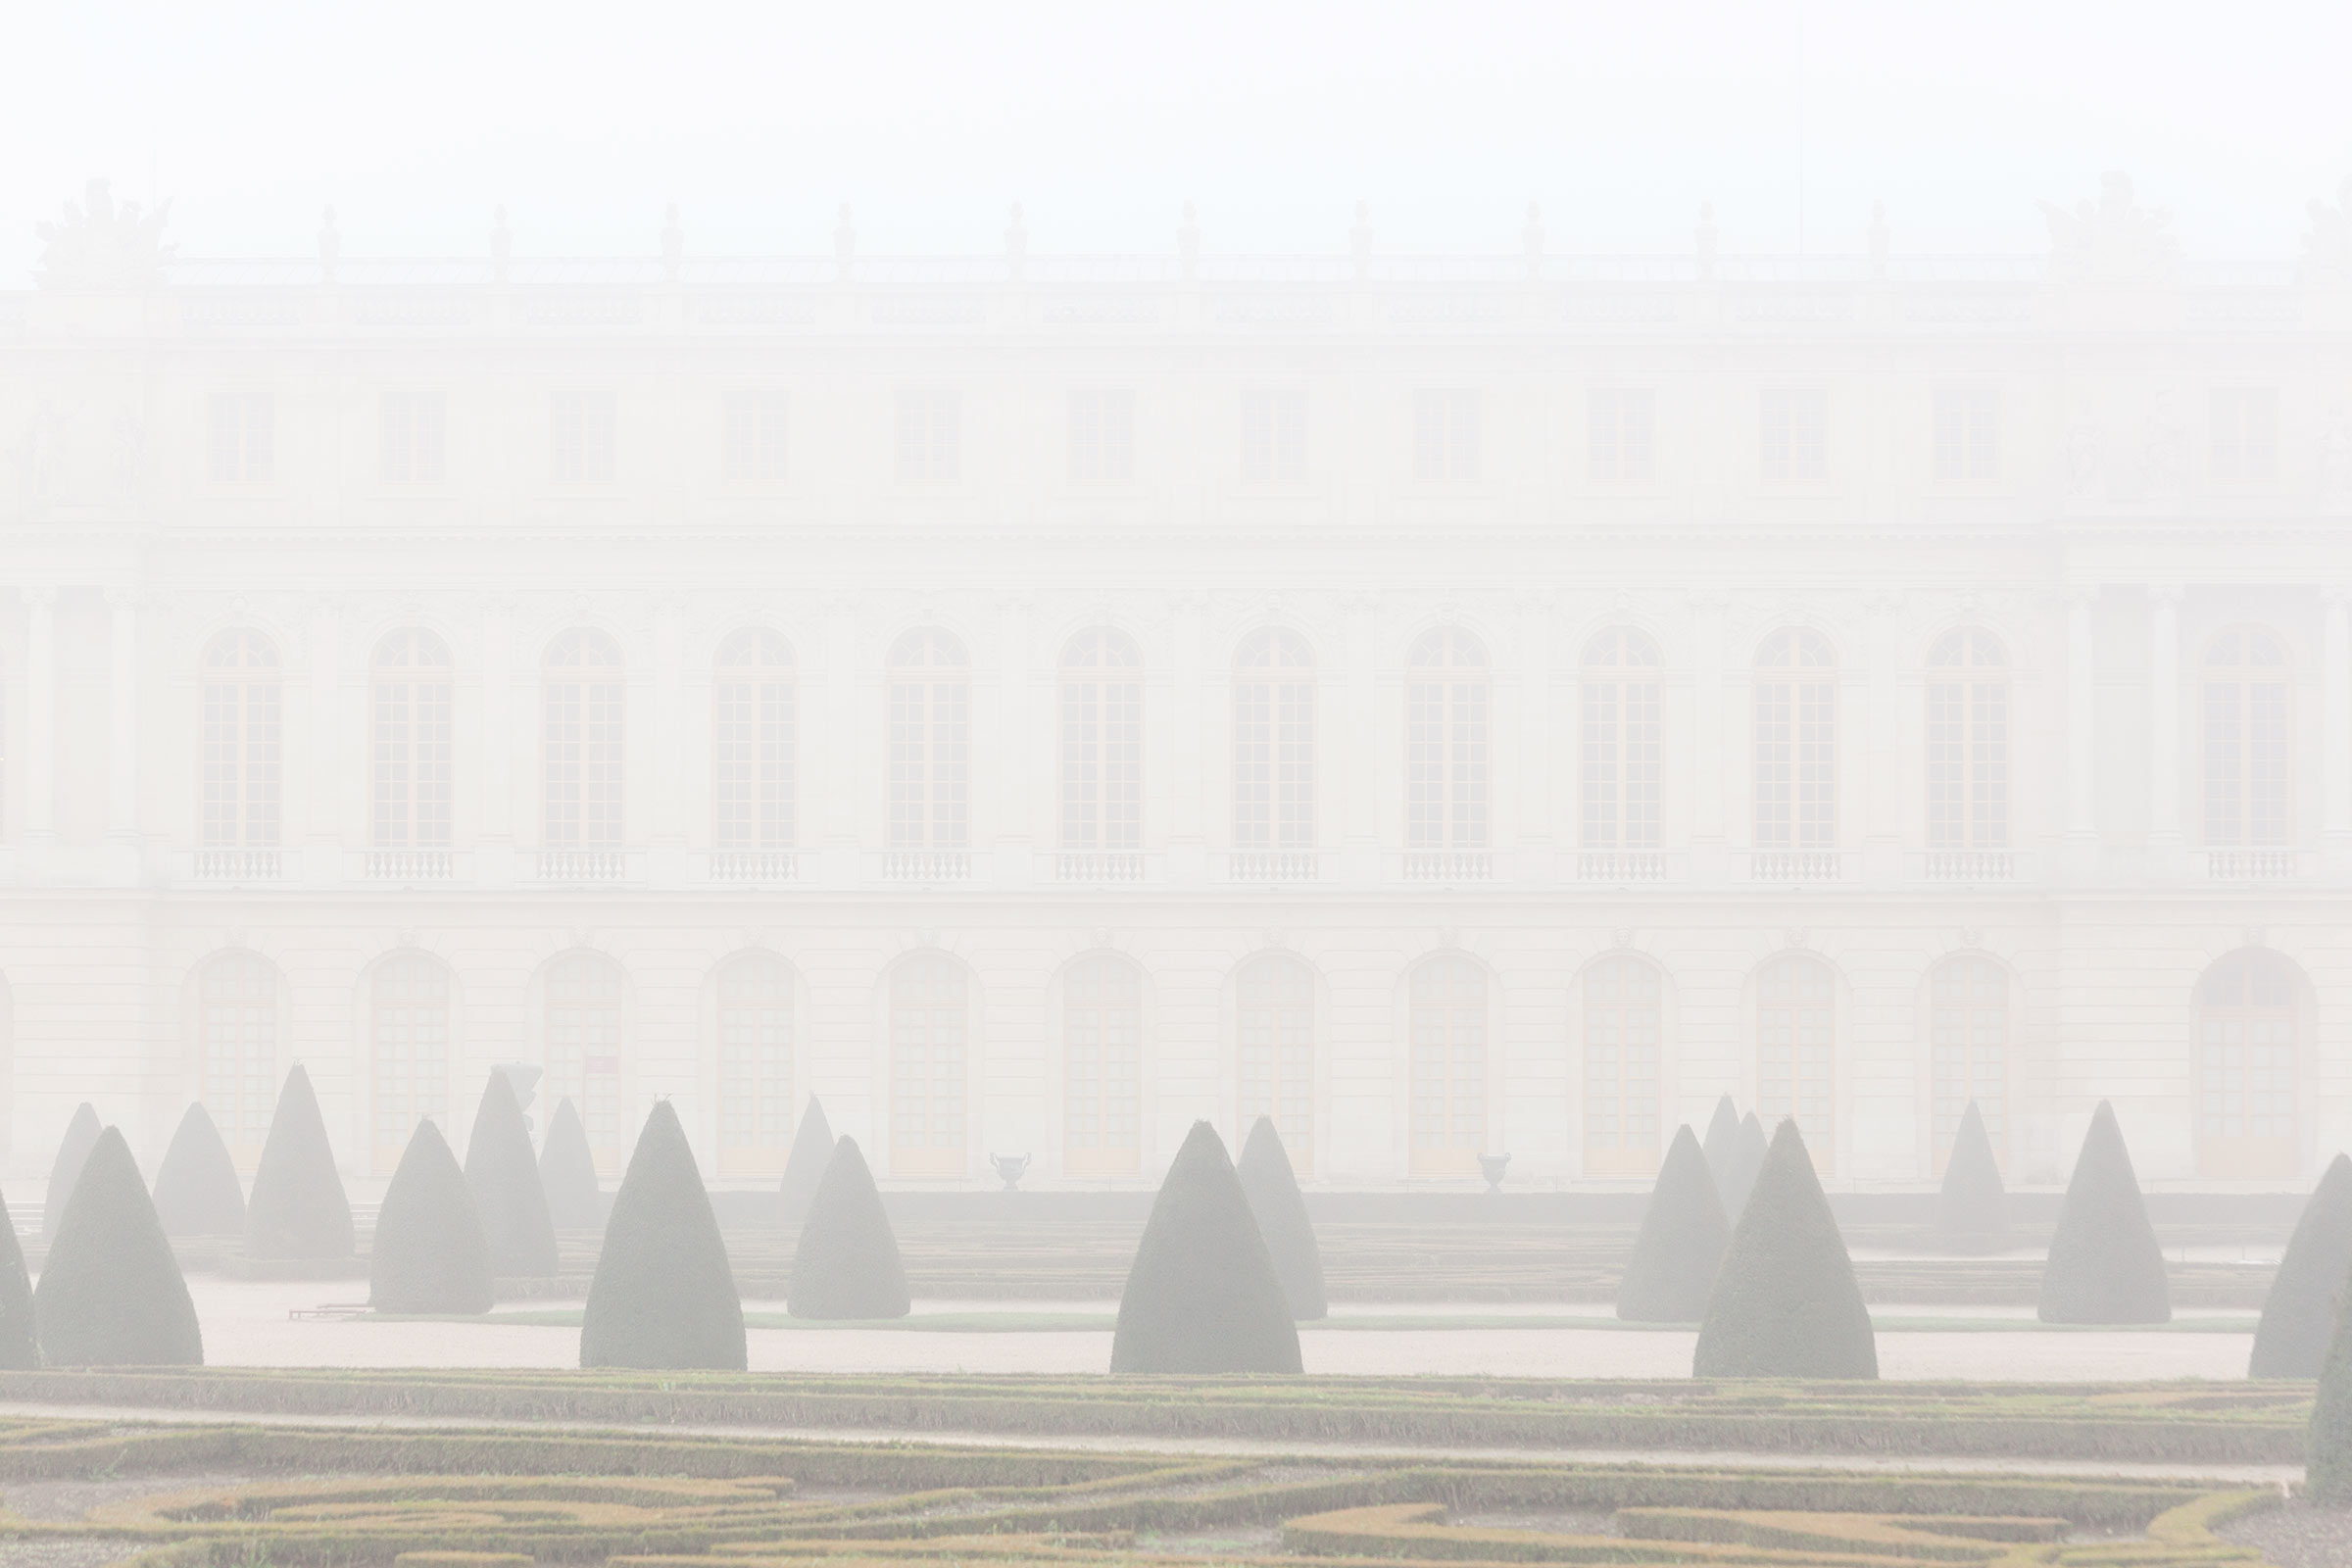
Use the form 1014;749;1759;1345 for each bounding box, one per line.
1934;1102;2009;1252
151;1103;245;1238
463;1073;559;1277
371;1120;495;1316
2038;1101;2170;1325
41;1102;100;1237
1109;1120;1301;1374
2249;1152;2352;1378
538;1098;602;1232
776;1098;835;1226
2313;1239;2352;1501
32;1127;203;1365
1700;1096;1740;1201
579;1102;747;1369
0;1187;36;1367
1692;1118;1877;1379
1615;1124;1728;1323
1236;1116;1328;1321
1724;1112;1767;1222
786;1137;909;1320
242;1065;355;1261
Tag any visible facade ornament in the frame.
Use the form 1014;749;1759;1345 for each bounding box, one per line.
1783;926;1808;950
914;926;941;951
1957;927;1982;949
490;205;512;283
567;926;594;950
2060;402;2103;500
1349;201;1374;281
1177;201;1200;280
317;206;341;283
396;929;419;950
1694;202;1718;281
2134;392;2186;502
2318;403;2352;508
1437;925;1459;950
662;202;684;281
1867;200;1890;278
1259;928;1287;951
1520;202;1544;279
833;203;858;278
1612;925;1635;950
106;406;149;493
741;926;765;949
1004;203;1028;279
2039;172;2178;283
1089;926;1113;951
2243;926;2269;950
2301;176;2352;284
36;179;172;291
9;402;67;510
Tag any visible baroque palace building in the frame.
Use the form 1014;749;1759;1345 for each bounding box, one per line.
5;176;2352;1195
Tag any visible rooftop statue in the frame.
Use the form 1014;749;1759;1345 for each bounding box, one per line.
35;179;172;291
2039;172;2178;284
2303;176;2352;284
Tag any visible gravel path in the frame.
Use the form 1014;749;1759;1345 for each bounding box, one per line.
2220;1503;2352;1567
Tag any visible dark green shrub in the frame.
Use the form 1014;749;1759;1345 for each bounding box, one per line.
1700;1096;1740;1200
41;1102;100;1236
32;1128;203;1365
786;1137;909;1319
463;1073;559;1277
151;1102;246;1238
370;1120;495;1315
1109;1120;1301;1374
243;1064;355;1261
1724;1112;1767;1222
0;1188;36;1367
776;1098;835;1226
1934;1102;2009;1253
579;1102;746;1369
2249;1152;2352;1377
2313;1250;2352;1502
538;1099;603;1232
1236;1116;1327;1322
1615;1124;1728;1323
1692;1118;1877;1379
2037;1101;2170;1325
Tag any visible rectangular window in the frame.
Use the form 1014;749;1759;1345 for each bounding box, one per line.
1240;388;1308;484
723;391;789;485
381;391;447;483
896;390;961;484
1588;388;1655;484
1760;388;1827;483
551;391;616;483
1068;388;1135;483
1933;388;1999;484
210;392;274;483
1413;389;1481;482
2212;387;2278;484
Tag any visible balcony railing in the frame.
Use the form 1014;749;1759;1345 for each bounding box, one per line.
1227;850;1319;883
191;848;284;881
883;849;972;882
2205;848;2307;881
1056;851;1146;883
363;848;455;881
709;849;798;883
1402;850;1494;882
1924;848;2017;883
1576;850;1667;883
534;848;627;883
1747;850;1841;884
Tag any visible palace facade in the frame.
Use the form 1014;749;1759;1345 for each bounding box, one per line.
6;179;2352;1193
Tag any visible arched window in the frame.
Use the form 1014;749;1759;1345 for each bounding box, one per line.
888;630;969;853
1581;630;1662;858
2196;951;2298;1178
543;630;624;850
891;956;967;1175
716;954;792;1174
371;630;454;858
1753;629;1838;858
1406;629;1489;858
1233;630;1316;861
1064;956;1143;1174
713;629;796;861
1238;955;1314;1164
1927;629;2008;862
202;630;282;853
371;954;451;1171
1409;956;1486;1173
1930;956;2006;1168
2203;629;2290;851
200;953;278;1159
543;953;623;1160
1584;956;1661;1174
1060;630;1143;863
1757;955;1834;1154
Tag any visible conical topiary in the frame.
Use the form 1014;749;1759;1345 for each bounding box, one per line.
242;1065;354;1260
463;1072;559;1277
1724;1112;1768;1222
1692;1118;1877;1379
2249;1153;2352;1378
1110;1121;1302;1374
1237;1117;1328;1322
1935;1102;2009;1253
151;1103;246;1238
579;1102;746;1369
2311;1251;2352;1502
370;1120;494;1315
1700;1096;1740;1201
32;1128;203;1365
0;1190;37;1367
538;1098;603;1232
786;1137;909;1319
1616;1124;1730;1323
776;1098;836;1226
2037;1101;2170;1325
42;1103;101;1237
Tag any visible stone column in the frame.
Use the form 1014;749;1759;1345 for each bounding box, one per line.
2146;586;2181;871
2065;587;2097;874
106;588;139;842
20;587;54;843
2325;588;2351;871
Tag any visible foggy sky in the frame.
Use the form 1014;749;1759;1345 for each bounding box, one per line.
3;0;2347;279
